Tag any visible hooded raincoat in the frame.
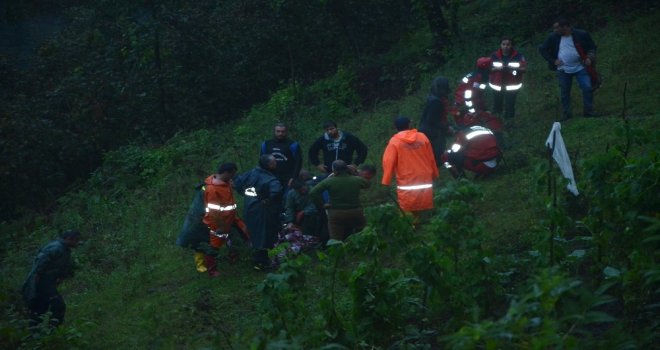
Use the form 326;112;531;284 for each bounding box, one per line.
232;167;283;250
381;129;439;212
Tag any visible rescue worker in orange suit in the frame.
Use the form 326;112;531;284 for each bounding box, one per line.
176;163;249;278
441;125;502;179
489;37;526;119
381;116;439;219
419;76;451;165
201;163;249;277
454;57;492;114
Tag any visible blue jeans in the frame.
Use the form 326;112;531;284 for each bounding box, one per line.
557;68;593;116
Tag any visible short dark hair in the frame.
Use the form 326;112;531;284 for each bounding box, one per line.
274;122;287;129
359;164;377;175
291;179;305;190
322;120;337;129
500;36;513;45
556;17;570;27
331;159;348;173
60;229;81;240
259;154;275;169
394;116;411;131
218;162;237;174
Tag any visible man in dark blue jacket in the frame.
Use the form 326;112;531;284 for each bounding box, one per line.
539;17;599;120
233;154;283;271
308;120;368;175
260;123;302;191
22;230;81;328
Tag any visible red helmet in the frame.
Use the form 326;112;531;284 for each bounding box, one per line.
476;57;492;70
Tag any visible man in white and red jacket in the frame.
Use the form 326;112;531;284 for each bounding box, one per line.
489;37;527;119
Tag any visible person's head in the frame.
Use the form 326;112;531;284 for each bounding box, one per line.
298;169;312;181
553;17;571;36
500;37;513;55
273;122;288;141
430;76;449;97
291;179;309;194
358;164;376;181
476;57;492;70
322;120;339;138
394;116;411;131
331;159;348;174
217;162;238;181
60;229;81;248
259;154;277;170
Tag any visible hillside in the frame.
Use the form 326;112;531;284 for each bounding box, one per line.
1;4;659;349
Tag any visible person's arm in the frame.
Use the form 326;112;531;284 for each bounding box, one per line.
381;141;396;186
308;138;325;172
538;34;557;67
291;141;303;182
284;192;296;223
308;179;328;208
352;134;368;166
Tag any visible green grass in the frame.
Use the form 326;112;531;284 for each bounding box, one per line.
2;7;659;349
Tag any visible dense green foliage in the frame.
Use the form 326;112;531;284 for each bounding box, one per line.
1;0;659;349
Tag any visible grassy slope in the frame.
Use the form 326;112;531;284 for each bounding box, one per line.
2;8;659;349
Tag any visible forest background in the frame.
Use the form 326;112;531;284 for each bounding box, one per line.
1;0;658;349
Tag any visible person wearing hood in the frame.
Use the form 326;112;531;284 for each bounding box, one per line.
308;120;368;175
232;154;284;271
419;76;451;165
22;230;81;328
382;116;439;217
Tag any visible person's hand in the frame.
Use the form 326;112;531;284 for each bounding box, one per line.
584;58;592;66
316;164;327;173
287;178;294;187
554;58;563;66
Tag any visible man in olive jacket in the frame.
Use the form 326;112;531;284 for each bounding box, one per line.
22;230;81;327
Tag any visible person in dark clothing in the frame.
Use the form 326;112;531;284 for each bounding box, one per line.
232;154;284;271
419;76;451;165
308;120;368;175
22;230;81;328
539;17;599;120
284;179;321;237
260;123;302;192
309;160;371;241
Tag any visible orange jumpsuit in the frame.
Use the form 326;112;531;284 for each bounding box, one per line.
381;129;439;212
202;175;248;249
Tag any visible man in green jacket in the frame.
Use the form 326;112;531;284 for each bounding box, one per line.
309;160;371;241
22;230;81;328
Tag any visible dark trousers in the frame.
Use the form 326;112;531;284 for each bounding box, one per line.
29;275;66;327
493;91;518;118
326;208;366;241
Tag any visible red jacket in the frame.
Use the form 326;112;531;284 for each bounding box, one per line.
489;48;526;91
382;129;439;212
454;71;488;113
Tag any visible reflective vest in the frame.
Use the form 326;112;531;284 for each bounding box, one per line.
489;49;526;92
455;72;488;113
202;174;238;234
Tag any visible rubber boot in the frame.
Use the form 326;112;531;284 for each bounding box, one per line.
194;252;207;272
204;255;220;277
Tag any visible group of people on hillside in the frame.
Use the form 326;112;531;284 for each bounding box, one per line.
21;16;599;330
